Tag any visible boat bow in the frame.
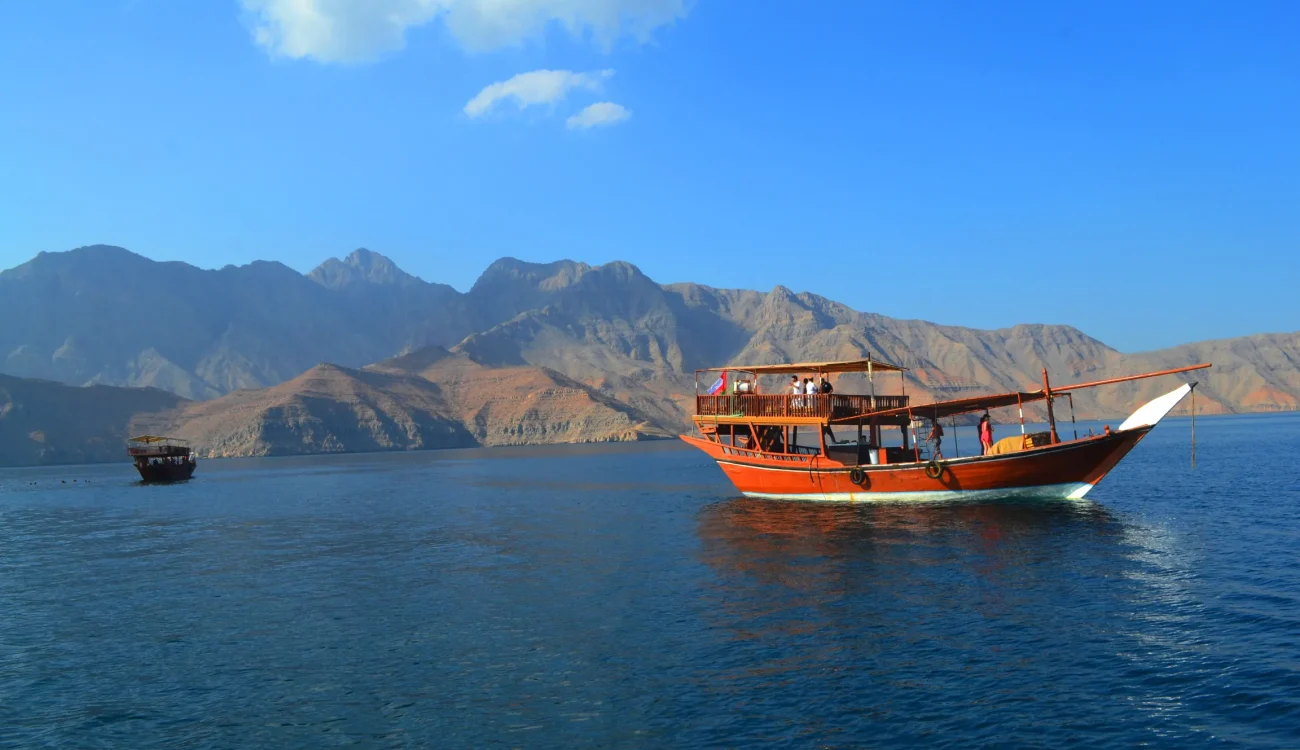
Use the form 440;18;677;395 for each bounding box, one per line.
1119;384;1193;432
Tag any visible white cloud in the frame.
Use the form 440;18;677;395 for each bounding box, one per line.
444;0;689;53
566;101;631;129
240;0;690;64
464;69;612;117
240;0;441;63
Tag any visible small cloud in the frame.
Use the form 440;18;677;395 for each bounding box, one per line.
566;102;631;130
464;69;613;118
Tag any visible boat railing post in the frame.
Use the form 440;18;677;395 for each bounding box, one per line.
1017;393;1025;435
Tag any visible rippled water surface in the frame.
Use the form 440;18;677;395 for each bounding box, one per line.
2;414;1298;747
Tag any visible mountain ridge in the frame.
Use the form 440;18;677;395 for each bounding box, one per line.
1;245;1296;464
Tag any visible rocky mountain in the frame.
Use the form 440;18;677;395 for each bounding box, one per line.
158;363;476;458
368;347;673;446
0;355;671;466
0;244;1296;465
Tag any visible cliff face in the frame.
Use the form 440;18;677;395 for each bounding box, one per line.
0;245;1296;465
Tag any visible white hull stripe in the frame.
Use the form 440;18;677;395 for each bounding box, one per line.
739;482;1095;503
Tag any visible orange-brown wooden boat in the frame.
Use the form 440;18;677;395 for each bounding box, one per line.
128;435;197;483
683;358;1209;502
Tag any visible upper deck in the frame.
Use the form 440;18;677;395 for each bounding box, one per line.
695;393;910;421
127;435;193;458
693;356;910;425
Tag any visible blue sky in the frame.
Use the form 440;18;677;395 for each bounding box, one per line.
1;1;1296;353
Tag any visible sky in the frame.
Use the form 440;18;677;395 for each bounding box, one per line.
1;1;1296;353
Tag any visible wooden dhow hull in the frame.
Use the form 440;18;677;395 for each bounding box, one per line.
681;427;1150;502
134;461;196;483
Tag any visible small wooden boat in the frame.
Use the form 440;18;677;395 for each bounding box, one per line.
682;358;1209;502
128;435;197;483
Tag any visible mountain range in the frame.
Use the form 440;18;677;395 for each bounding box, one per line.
2;244;1297;465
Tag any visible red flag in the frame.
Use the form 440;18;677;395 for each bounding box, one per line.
707;370;728;395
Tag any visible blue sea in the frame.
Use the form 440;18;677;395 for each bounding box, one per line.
1;413;1298;748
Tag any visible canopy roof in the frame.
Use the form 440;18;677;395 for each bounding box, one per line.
129;435;189;444
698;357;907;376
832;391;1046;423
828;363;1212;424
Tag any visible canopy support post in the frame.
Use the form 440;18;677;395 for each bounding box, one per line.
908;409;919;463
1067;393;1077;441
1017;393;1025;435
1042;368;1059;444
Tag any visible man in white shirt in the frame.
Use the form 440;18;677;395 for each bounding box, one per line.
790;375;802;406
805;378;818;395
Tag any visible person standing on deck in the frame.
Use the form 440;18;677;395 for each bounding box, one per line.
979;413;994;454
928;419;944;458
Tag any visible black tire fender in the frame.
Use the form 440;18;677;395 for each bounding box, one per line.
849;467;866;486
925;460;943;480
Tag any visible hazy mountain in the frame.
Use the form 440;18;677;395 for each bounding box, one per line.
1;244;1296;465
0;245;394;398
0;373;187;466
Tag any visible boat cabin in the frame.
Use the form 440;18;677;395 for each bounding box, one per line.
694;358;926;466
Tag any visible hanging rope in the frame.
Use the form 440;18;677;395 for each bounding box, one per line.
1067;393;1078;441
1190;383;1197;471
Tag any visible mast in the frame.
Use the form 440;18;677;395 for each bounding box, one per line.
1042;368;1059;444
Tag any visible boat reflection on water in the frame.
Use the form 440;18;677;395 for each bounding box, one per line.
698;496;1120;571
688;497;1231;744
694;496;1127;639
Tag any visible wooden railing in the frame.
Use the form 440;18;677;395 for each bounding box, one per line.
695;393;909;419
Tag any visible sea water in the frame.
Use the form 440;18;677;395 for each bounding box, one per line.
1;413;1297;747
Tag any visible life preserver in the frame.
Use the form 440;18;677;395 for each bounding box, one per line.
924;460;943;480
849;467;866;486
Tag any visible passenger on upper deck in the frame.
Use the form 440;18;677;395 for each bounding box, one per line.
820;376;833;395
804;378;818;395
